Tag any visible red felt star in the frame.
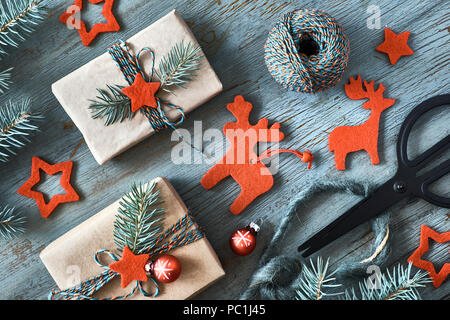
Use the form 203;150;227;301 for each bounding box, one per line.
376;27;414;65
17;157;80;218
109;247;149;288
407;225;450;288
121;74;161;112
60;0;120;47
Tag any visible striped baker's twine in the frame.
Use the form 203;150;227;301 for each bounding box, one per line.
49;213;204;300
108;40;184;132
264;9;350;93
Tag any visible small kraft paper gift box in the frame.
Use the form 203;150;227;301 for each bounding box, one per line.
40;177;225;300
52;10;223;165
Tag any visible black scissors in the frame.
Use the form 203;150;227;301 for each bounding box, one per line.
298;94;450;257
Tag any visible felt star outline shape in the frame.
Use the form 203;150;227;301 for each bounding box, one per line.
109;247;149;288
407;225;450;288
121;73;161;112
376;27;414;65
17;156;80;218
60;0;120;47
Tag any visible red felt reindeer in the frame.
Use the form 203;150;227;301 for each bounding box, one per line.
329;75;395;170
201;95;313;215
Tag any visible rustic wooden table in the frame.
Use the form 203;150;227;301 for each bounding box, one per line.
0;0;448;300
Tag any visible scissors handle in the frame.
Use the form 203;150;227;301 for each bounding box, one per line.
397;94;450;206
420;158;450;207
297;176;408;257
397;94;450;171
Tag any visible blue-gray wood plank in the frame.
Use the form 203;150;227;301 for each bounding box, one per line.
0;0;448;300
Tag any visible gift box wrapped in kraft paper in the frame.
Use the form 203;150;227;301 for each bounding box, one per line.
52;10;223;165
40;177;225;300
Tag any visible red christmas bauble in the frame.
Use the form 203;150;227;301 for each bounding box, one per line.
145;254;181;283
230;222;259;256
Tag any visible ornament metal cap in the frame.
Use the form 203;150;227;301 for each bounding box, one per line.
248;222;260;233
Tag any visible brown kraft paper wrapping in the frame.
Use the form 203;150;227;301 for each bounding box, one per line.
40;177;225;300
52;10;223;165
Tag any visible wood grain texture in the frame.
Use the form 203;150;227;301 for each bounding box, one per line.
0;0;448;300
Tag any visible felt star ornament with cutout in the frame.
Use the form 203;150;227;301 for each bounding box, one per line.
17;157;80;218
376;27;414;65
60;0;120;47
121;74;161;112
407;225;450;288
109;247;149;288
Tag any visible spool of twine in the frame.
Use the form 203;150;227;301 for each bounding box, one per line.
264;9;350;93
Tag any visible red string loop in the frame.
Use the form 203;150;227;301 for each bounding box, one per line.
258;148;313;169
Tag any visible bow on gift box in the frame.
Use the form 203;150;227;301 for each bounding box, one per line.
89;40;201;130
49;182;204;300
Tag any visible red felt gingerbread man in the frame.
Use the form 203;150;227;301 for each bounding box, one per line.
201;95;312;215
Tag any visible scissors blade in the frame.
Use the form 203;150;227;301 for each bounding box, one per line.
298;177;408;257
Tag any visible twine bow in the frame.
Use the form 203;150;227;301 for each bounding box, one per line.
49;213;203;300
108;40;185;132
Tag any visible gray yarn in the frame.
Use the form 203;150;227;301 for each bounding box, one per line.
239;180;391;300
335;212;391;281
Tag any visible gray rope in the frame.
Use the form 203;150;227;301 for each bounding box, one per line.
239;180;391;300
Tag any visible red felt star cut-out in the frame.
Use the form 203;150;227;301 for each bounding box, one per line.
60;0;120;47
376;27;414;65
407;225;450;288
109;247;149;288
121;74;161;112
17;157;80;218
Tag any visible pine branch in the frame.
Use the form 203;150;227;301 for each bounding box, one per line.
0;0;47;58
156;41;201;93
0;67;12;94
344;263;431;300
88;85;133;126
113;182;165;255
0;99;42;162
294;259;429;301
295;257;343;300
0;206;26;240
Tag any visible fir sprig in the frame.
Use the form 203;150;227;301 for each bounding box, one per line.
157;41;202;93
88;85;133;126
344;263;431;300
0;0;47;58
0;206;26;240
294;258;430;300
113;182;165;255
89;41;201;126
0;99;42;162
295;257;343;300
0;67;12;94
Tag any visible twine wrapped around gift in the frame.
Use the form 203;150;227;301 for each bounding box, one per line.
88;40;208;157
49;182;204;300
89;40;202;130
108;40;185;132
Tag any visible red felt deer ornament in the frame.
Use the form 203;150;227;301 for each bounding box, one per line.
329;75;395;170
201;95;313;215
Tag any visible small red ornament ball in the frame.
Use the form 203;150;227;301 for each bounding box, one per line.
230;222;259;256
145;254;181;283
